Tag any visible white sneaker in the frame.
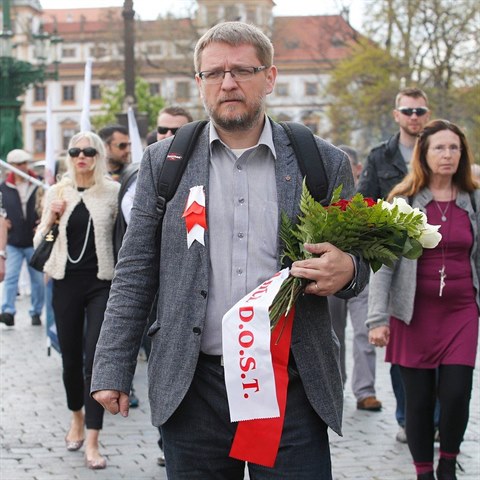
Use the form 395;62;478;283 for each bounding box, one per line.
157;451;165;467
396;426;407;443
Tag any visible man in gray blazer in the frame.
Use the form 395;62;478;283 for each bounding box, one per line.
92;21;368;479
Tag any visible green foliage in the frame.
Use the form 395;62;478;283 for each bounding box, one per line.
91;77;164;132
271;181;437;328
281;182;426;273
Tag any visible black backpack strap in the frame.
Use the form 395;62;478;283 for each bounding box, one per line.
155;120;208;219
279;121;329;204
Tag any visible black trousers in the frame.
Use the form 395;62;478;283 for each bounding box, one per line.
400;364;473;463
53;275;111;430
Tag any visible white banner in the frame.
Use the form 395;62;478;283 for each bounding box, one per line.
44;95;56;185
222;268;290;422
127;107;144;164
80;58;93;132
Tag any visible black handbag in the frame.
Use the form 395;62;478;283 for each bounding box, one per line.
29;222;59;272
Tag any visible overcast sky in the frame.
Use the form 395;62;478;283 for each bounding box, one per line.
39;0;365;31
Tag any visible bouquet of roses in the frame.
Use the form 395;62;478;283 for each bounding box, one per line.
269;182;442;329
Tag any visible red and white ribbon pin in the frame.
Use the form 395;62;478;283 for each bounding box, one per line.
182;185;207;248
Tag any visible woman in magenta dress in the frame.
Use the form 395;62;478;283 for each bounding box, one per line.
367;119;479;480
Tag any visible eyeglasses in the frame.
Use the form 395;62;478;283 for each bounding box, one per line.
68;147;98;157
111;142;131;150
397;107;429;117
157;126;179;135
197;66;267;84
429;145;462;154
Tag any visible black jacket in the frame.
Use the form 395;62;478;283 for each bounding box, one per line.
0;175;39;248
356;133;408;199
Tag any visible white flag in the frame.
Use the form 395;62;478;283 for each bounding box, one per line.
127;106;144;164
44;95;56;186
80;58;93;132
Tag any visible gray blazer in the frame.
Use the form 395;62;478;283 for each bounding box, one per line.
91;121;369;436
367;188;480;330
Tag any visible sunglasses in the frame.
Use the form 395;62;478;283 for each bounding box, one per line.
397;107;429;117
157;126;179;135
111;142;131;150
68;147;98;157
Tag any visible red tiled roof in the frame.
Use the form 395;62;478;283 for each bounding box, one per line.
273;15;358;64
42;7;123;23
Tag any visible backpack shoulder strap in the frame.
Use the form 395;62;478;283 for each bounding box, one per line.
155;120;208;218
470;191;476;212
279;121;329;204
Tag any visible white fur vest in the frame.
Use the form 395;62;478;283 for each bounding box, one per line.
34;179;120;280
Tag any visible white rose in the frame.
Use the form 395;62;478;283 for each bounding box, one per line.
419;224;442;248
393;197;415;214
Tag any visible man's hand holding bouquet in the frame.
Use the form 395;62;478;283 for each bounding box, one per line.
222;180;441;467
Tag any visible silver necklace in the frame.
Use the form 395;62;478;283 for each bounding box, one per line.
67;215;92;264
434;200;451;222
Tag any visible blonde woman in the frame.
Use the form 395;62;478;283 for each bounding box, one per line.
34;132;119;469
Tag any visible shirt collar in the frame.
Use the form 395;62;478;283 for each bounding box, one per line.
208;115;277;159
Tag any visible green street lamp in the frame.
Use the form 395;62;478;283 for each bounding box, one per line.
0;0;62;160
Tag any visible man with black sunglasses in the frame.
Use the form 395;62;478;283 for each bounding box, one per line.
98;124;131;182
156;106;193;142
356;87;431;444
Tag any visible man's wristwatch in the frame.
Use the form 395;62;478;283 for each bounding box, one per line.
0;250;6;259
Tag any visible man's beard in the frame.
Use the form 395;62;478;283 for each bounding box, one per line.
205;95;264;132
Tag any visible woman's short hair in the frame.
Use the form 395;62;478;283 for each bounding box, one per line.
64;132;108;187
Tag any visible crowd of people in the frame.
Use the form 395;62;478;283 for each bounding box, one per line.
0;20;478;480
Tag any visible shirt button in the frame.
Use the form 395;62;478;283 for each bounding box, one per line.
237;165;243;171
192;326;202;335
238;232;244;239
200;290;207;298
237;268;243;275
239;198;245;204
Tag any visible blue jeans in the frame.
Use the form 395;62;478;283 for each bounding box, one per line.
1;245;45;317
161;356;332;479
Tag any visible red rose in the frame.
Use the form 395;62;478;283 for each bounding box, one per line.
364;198;376;207
331;199;350;211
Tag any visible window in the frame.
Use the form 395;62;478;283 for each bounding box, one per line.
34;129;46;154
276;83;289;97
62;85;75;102
90;45;107;58
146;44;162;55
175;81;190;101
62;47;76;58
91;85;101;101
34;85;46;102
62;127;77;150
305;82;318;96
149;83;160;96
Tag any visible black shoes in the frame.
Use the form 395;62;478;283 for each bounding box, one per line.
0;312;14;326
0;313;42;326
436;457;461;480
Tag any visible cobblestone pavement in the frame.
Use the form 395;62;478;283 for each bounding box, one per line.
1;291;479;480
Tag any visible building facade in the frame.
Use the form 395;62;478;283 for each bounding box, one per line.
2;0;358;160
